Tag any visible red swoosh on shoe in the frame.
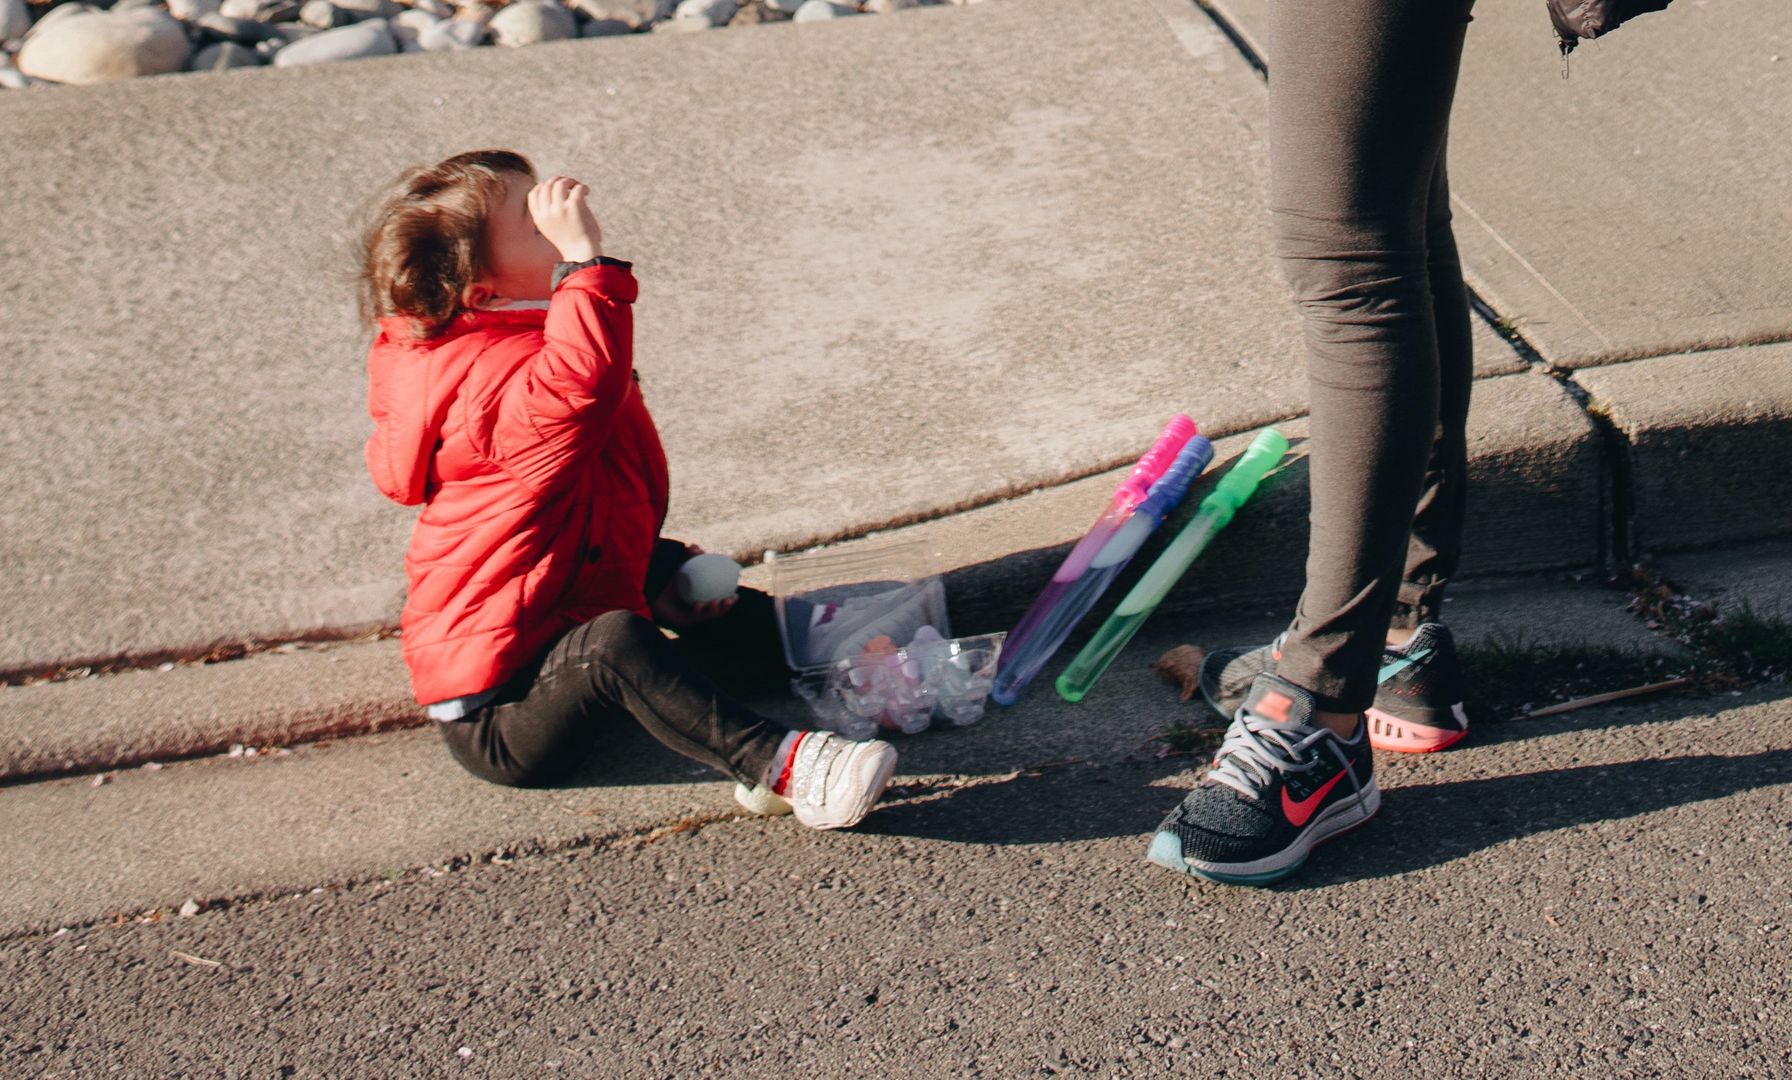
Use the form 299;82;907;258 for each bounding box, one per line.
1281;770;1346;827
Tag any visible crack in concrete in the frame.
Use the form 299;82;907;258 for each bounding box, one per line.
0;805;760;946
0;764;1106;946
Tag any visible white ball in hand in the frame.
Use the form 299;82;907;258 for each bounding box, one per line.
674;552;742;604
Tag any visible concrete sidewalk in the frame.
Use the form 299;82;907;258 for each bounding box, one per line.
0;0;1788;776
0;568;1698;936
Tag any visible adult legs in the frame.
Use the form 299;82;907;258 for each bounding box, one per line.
1269;0;1477;714
1393;145;1476;634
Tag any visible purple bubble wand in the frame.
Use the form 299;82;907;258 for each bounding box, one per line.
992;415;1198;706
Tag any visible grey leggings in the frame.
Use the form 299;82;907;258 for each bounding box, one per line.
1270;0;1478;712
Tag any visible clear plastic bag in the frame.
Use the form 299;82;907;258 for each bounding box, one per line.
768;537;1003;738
768;535;951;670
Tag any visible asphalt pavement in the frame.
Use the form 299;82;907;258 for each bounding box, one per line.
4;683;1787;1077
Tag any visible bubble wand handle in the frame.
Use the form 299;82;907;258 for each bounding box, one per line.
1054;428;1289;702
1114;414;1199;512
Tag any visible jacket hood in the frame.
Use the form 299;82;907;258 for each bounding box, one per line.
364;308;546;506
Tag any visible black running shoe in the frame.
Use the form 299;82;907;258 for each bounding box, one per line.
1148;674;1379;886
1199;623;1470;753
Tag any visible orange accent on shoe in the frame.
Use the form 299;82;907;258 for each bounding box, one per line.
1365;708;1468;754
1255;691;1292;724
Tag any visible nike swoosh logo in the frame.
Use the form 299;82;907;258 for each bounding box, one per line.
1281;770;1347;828
1378;647;1433;683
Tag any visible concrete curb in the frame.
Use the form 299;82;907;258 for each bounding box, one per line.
1571;344;1792;556
1;640;415;783
2;366;1607;782
0;569;1692;935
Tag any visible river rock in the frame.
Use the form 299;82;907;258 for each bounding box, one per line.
165;0;221;20
863;0;916;11
487;0;575;46
195;12;280;41
791;0;855;21
190;39;261;68
266;22;318;42
580;16;629;35
300;0;347;27
408;0;452;17
567;0;668;29
18;9;191;83
761;0;802;12
270;16;394;64
249;22;311;53
729;0;789;23
0;0;30;43
257;1;305;21
452;1;493;24
415;15;482;49
668;0;733;28
0;63;29;88
218;0;262;16
333;0;403;19
389;8;437;49
27;3;98;35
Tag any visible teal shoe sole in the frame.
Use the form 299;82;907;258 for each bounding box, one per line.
1146;830;1302;887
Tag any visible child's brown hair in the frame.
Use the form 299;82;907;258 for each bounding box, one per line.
357;149;536;339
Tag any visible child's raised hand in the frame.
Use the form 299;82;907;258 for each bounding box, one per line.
528;175;603;263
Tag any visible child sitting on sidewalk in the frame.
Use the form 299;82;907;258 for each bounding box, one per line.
356;149;896;829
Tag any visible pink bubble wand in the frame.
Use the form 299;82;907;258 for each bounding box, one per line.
991;415;1197;706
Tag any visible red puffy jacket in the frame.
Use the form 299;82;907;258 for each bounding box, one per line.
364;264;668;704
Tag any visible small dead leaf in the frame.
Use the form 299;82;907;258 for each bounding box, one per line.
1153;645;1207;702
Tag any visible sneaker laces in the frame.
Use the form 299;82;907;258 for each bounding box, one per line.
1206;714;1368;817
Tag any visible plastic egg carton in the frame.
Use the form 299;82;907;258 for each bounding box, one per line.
790;631;1006;741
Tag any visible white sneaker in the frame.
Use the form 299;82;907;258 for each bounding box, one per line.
733;781;793;817
777;732;899;830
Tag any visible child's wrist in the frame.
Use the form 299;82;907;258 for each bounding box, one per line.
556;240;601;262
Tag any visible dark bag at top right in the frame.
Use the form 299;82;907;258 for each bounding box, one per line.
1546;0;1676;55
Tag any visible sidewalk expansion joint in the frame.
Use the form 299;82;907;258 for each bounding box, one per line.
0;804;763;946
1189;0;1265;79
0;765;1097;944
1468;289;1636;574
0;627;400;691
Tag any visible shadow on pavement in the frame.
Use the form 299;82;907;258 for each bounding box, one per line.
1464;688;1762;746
862;760;1194;846
852;740;1792;868
1288;746;1792;889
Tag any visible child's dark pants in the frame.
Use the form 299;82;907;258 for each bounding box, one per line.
438;545;791;789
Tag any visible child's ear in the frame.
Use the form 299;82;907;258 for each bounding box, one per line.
464;281;502;310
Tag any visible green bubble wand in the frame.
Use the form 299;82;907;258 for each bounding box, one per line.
1055;428;1290;703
